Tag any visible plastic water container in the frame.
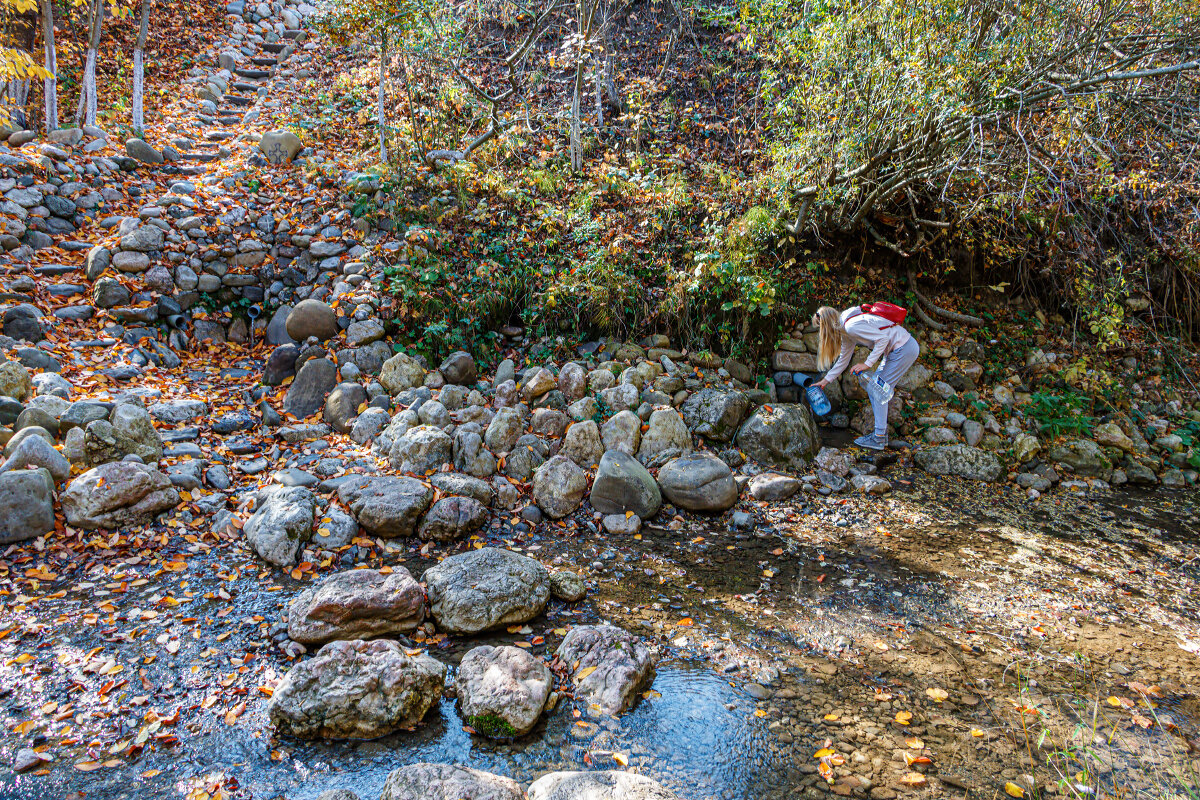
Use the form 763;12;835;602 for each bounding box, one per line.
860;371;895;405
796;374;831;417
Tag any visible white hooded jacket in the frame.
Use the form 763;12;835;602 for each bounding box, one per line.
823;306;913;383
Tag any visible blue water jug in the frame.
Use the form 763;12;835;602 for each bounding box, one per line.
796;374;831;416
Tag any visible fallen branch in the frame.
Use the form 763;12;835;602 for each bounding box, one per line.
908;272;984;327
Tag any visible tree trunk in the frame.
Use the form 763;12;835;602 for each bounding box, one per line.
378;27;387;163
594;56;603;129
75;0;103;127
570;60;583;169
40;0;56;131
132;0;150;133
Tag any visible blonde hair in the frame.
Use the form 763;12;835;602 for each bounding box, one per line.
813;306;843;371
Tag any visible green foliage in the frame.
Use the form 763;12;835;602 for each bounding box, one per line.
1023;391;1097;437
467;712;518;739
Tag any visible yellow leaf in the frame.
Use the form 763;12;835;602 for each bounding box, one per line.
753;709;767;717
75;761;103;771
895;711;912;725
612;753;628;766
926;687;949;702
576;665;597;681
905;737;924;749
970;728;985;737
823;713;838;721
814;747;835;758
1005;782;1026;798
900;773;927;787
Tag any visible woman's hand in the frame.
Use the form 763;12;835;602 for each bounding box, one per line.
814;379;829;389
850;363;870;376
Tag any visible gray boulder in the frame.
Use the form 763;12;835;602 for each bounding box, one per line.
323;382;367;433
429;473;494;506
61;462;179;529
455;645;552;737
259;130;303;164
380;764;523;800
0;434;70;482
422;547;550;634
636;409;691;468
680;389;749;442
657;453;739;512
1048;438;1113;479
284;358;338;419
287;567;425;645
560;420;604;468
268;639;445;739
417;496;488;540
590;450;661;519
0;360;32;401
531;454;587;519
125;138;163;164
735;403;820;471
528;772;677;800
0;469;55;544
337;475;433;538
390;425;453;474
244;485;317;566
484;407;523;453
554;624;655;714
913;444;1002;482
379;352;426;395
438;351;477;385
748;472;801;501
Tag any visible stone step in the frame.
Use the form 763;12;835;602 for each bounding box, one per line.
232;82;263;93
179;152;222;162
217;116;243;126
251;56;277;67
216;107;246;117
235;68;271;79
282;29;305;40
34;264;79;276
204;130;235;141
261;41;287;53
225;93;255;107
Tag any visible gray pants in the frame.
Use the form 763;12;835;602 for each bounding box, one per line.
868;337;920;438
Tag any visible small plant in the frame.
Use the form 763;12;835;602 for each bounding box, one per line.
1023;391;1097;437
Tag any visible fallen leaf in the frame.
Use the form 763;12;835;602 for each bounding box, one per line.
1005;782;1026;798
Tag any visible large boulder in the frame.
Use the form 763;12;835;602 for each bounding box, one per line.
287;568;425;645
379;352;426;395
484;407;524;453
61;462;179;529
259;130;303;164
913;444;1002;482
636;409;691;467
601;410;642;455
656;453;739;512
286;299;338;341
531;454;587;519
0;360;32;401
554;625;655;714
390;425;453;474
0;468;55;544
0;434;70;482
735;403;820;471
268;639;445;739
337;476;433;537
590;450;661;519
109;403;162;461
438;351;477;385
417;496;488;540
528;772;677;800
680;389;749;442
1048;438;1113;479
422;547;550;634
454;645;553;737
560;420;604;468
380;764;523;800
284;358;338;419
323;382;367;433
243;485;317;566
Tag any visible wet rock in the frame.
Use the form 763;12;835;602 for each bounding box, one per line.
549;570;586;601
532;454;587;519
417;496;488;540
287;568;425;645
244;485;317;566
814;446;854;477
636;408;691;467
422;547;550;634
61;461;179;530
455;645;552;737
913;444;1002;482
657;453;739;512
554;625;655;714
748;472;801;501
284;358;338;419
380;352;427;395
380;764;523;800
590;450;661;519
149;398;207;424
528;772;678;800
680;388;749;442
735;403;820;471
0;468;55;543
337;475;433;538
12;747;50;774
390;425;453;474
268;639;445;739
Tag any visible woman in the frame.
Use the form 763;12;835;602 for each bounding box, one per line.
812;305;920;450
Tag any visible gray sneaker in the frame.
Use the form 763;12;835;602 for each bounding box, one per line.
854;433;887;451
